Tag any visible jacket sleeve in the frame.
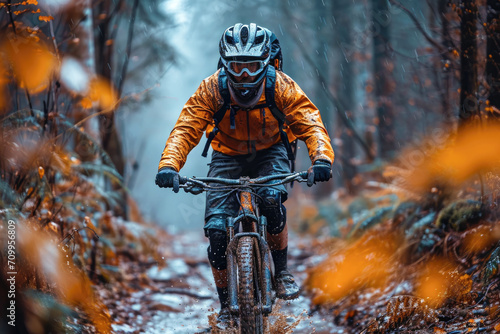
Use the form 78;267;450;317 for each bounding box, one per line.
158;73;221;172
275;72;335;165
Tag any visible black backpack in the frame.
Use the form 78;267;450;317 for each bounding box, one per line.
202;32;297;169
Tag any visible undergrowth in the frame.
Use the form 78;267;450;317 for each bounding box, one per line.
304;125;500;333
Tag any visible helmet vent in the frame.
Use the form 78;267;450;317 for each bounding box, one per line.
240;26;249;45
255;35;264;44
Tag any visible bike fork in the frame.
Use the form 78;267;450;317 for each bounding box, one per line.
226;217;274;315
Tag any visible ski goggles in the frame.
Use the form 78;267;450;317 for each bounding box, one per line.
226;60;267;77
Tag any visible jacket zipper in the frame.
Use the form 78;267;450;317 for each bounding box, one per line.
246;110;251;154
261;108;266;136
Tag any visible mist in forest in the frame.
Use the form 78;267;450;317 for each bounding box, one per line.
122;0;434;231
2;0;500;333
122;0;220;231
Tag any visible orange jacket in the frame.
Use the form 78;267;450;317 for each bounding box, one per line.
158;69;334;172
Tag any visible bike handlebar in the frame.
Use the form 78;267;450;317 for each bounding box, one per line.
171;171;314;194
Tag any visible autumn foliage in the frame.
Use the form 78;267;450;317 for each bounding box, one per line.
404;124;500;191
306;229;401;304
305;124;500;332
0;1;157;333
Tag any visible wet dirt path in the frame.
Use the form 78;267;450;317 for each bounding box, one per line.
101;230;339;334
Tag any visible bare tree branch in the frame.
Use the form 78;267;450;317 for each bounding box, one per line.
281;2;375;161
117;0;139;98
389;0;447;54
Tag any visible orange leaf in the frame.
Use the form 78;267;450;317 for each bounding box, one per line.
39;15;54;22
4;37;57;94
80;97;93;109
38;166;45;179
306;230;400;304
462;224;497;253
88;77;118;110
415;258;451;307
44;222;60;235
14;9;30;15
404;124;500;191
84;216;98;234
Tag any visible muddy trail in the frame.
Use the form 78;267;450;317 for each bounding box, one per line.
96;230;338;334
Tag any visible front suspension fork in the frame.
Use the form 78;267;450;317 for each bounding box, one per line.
226;216;273;315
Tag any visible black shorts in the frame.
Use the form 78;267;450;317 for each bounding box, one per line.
204;143;291;233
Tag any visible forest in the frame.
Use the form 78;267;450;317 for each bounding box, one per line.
0;0;499;333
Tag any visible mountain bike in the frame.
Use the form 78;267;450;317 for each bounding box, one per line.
173;171;313;334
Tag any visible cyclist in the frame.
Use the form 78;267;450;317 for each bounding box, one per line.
155;23;334;327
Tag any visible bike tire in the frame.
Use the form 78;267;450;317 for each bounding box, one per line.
253;248;264;333
237;236;264;334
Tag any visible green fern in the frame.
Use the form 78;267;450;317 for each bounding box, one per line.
347;206;394;239
0;179;21;206
54;115;117;169
405;212;437;236
72;162;123;187
435;200;484;231
23;290;80;333
483;243;500;283
1;108;45;128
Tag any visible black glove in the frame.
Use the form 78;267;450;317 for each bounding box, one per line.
309;160;332;183
155;167;179;189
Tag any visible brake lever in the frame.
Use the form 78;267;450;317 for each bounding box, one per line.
172;176;189;193
172;175;180;193
306;166;315;187
183;186;204;195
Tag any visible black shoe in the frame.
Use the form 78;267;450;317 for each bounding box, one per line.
275;269;300;300
215;308;232;330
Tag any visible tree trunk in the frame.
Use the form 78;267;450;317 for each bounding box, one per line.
311;1;335;198
94;0;114;80
459;0;479;125
372;0;395;159
93;0;136;218
94;0;126;177
313;1;333;131
486;0;500;118
334;0;358;195
80;0;100;150
439;0;453;124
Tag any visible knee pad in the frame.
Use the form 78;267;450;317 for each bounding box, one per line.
260;190;286;235
207;229;228;270
204;214;228;236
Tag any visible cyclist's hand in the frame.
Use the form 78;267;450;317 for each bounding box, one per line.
307;160;332;185
155;167;179;189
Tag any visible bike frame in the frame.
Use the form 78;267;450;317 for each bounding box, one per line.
226;185;274;315
176;171;312;325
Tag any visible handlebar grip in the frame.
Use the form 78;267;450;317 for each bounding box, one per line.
179;176;188;184
299;171;308;179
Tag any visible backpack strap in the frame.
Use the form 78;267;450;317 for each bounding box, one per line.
202;68;231;157
202;66;297;164
264;66;295;162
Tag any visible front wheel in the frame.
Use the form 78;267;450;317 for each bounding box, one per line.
237;236;264;334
